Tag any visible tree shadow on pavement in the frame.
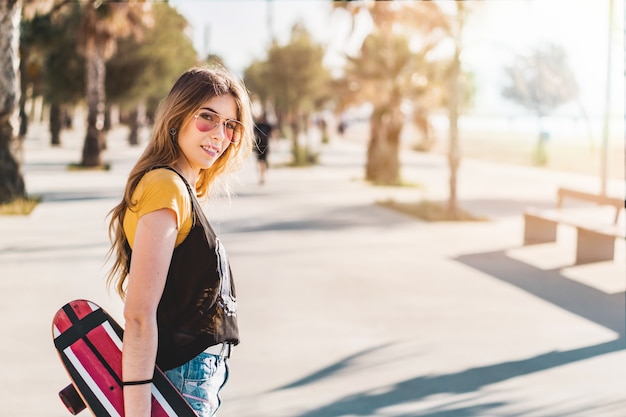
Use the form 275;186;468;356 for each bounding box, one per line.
40;189;123;203
455;250;625;335
222;204;414;234
289;339;622;417
275;343;393;391
279;250;624;417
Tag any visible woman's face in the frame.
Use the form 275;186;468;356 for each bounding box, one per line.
175;94;239;177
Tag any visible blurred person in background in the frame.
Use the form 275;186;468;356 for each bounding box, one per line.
254;112;273;185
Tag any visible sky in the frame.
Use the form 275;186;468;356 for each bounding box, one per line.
169;0;342;73
462;0;623;117
168;0;624;120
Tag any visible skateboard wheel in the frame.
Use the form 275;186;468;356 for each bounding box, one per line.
59;384;86;415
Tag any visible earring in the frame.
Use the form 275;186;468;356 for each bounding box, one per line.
169;127;177;137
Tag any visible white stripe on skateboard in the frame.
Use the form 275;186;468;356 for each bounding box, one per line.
63;346;121;417
151;386;180;417
101;320;123;350
87;300;99;311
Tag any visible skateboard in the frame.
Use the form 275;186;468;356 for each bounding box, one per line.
52;299;197;416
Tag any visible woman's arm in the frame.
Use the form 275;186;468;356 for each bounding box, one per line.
122;208;178;417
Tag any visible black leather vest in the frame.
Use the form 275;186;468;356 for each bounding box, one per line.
128;167;239;371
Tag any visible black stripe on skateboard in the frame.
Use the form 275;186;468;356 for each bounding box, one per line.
55;304;123;387
58;353;112;417
54;305;108;350
152;370;199;416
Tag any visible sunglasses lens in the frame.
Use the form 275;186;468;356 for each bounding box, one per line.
196;112;218;132
195;111;243;142
228;123;242;143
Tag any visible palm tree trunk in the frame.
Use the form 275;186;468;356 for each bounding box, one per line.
49;102;62;146
127;106;140;146
0;0;27;204
19;40;29;138
366;106;402;185
82;44;106;167
290;121;301;165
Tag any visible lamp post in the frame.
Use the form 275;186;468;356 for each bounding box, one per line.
267;0;275;43
599;0;614;195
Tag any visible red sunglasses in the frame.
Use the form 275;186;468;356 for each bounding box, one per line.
194;109;244;143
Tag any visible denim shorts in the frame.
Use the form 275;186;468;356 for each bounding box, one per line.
164;352;230;416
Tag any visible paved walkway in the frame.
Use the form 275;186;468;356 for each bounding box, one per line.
0;124;624;417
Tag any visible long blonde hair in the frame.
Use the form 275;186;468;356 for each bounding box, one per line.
106;66;254;298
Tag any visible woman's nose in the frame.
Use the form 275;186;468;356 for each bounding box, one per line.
212;122;228;141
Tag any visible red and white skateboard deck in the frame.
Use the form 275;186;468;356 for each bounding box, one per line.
52;299;196;416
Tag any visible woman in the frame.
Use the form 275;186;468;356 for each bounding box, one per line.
107;66;254;416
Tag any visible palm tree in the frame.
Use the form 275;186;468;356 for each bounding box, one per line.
0;0;151;203
333;0;447;185
1;0;65;204
345;32;417;184
78;0;152;167
335;0;482;218
0;0;27;204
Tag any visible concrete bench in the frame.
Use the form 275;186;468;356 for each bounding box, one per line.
523;187;625;264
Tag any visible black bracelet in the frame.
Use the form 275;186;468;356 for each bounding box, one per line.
122;379;153;386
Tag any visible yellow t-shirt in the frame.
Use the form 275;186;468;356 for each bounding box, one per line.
123;168;194;249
